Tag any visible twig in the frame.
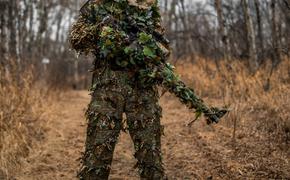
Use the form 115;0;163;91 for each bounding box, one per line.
232;117;237;144
284;0;290;10
187;116;199;127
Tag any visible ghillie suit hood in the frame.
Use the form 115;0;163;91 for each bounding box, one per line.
69;0;228;124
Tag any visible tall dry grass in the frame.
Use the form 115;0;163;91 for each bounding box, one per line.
0;64;47;178
176;58;290;144
0;57;289;178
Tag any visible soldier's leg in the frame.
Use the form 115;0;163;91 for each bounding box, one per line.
125;88;167;180
78;89;124;180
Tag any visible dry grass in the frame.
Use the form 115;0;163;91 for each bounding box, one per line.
1;57;289;179
171;58;290;178
0;64;47;178
176;57;290;146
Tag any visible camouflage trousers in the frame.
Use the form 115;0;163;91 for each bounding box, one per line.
78;67;166;180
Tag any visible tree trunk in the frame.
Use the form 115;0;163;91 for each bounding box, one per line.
73;0;80;89
254;0;264;63
179;0;194;56
169;0;180;58
263;0;283;91
20;0;29;60
0;1;7;64
281;0;290;57
284;0;290;10
242;0;258;73
8;0;17;60
36;0;49;59
215;0;230;60
55;9;63;54
27;0;34;57
271;0;281;67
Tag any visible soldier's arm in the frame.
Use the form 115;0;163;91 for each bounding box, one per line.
70;0;129;57
69;0;107;55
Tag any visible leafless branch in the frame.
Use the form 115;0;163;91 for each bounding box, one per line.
284;0;290;10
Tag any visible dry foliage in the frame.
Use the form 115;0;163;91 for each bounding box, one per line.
170;58;290;178
0;64;47;178
176;58;290;143
0;57;289;179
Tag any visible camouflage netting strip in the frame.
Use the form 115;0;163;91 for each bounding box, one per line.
69;0;228;123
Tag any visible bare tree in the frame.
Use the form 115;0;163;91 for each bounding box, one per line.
280;0;290;57
7;0;18;60
215;0;230;60
179;0;195;56
0;1;7;65
284;0;290;10
73;0;81;89
271;0;281;65
254;0;264;62
241;0;258;73
169;0;180;58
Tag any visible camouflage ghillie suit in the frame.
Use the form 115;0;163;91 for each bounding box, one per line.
70;0;227;179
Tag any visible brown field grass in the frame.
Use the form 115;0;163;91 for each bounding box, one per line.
0;65;49;178
1;58;289;179
175;57;290;144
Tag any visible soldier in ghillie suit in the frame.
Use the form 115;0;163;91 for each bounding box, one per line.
69;0;228;179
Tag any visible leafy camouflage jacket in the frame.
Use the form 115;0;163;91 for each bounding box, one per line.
69;0;227;124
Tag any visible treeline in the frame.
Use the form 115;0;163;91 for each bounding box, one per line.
161;0;290;72
0;0;90;88
0;0;289;87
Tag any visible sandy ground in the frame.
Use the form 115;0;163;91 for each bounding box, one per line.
15;91;290;180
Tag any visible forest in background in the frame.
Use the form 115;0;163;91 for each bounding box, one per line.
1;0;290;88
1;0;290;179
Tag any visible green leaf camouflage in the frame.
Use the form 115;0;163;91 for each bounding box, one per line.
70;0;227;124
70;0;227;123
69;0;228;179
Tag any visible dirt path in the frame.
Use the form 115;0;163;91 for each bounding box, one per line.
16;91;290;179
16;91;88;179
